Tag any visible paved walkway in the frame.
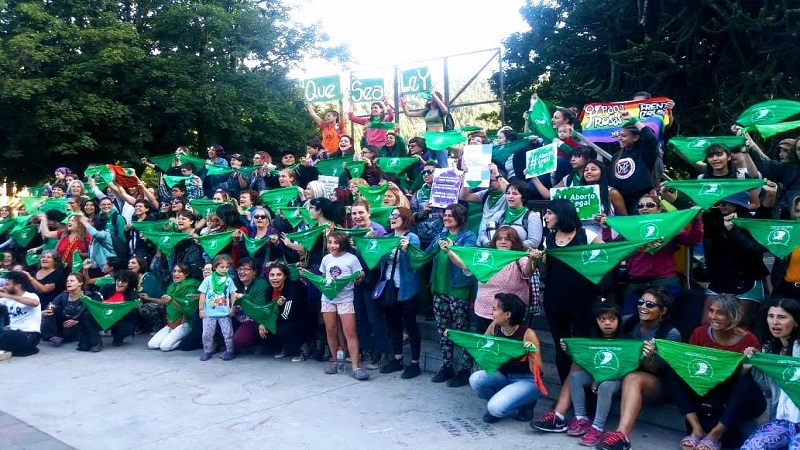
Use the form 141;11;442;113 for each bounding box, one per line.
1;339;683;450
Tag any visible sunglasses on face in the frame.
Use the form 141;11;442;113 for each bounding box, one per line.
253;215;268;220
408;143;419;148
637;298;661;309
637;201;658;209
389;213;400;219
422;170;434;175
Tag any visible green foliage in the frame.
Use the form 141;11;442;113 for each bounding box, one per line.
499;0;800;136
0;0;347;184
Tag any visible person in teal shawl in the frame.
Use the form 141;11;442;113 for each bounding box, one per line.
147;263;200;351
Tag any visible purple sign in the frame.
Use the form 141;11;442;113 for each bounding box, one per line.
429;168;463;208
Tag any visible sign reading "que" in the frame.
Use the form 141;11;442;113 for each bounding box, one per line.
304;75;342;103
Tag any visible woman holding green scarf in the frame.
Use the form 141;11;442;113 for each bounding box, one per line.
479;180;542;250
461;163;509;247
147;263;200;352
348;100;394;148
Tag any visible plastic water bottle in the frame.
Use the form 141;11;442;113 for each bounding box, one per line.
336;347;345;374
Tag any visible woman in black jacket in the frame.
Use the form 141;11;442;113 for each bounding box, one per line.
262;263;315;362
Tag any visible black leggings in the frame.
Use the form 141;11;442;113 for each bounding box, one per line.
0;329;41;356
384;297;421;361
545;312;594;383
277;317;315;356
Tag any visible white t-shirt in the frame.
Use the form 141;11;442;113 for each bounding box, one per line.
1;292;41;333
319;252;362;304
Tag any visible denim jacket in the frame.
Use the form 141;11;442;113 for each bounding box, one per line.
425;228;477;288
378;232;420;301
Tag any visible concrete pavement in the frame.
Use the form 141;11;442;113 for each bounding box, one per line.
1;339;684;450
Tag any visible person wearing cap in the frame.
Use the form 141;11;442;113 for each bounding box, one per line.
226;153;247;199
746;133;800;218
700;186;769;328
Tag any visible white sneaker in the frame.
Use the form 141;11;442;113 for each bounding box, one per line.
0;351;12;362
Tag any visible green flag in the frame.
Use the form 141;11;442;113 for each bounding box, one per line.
40;197;68;213
260;187;301;209
748;352;800;408
71;250;84;273
334;227;370;237
406;244;440;271
10;225;37;247
130;219;171;233
206;163;234;177
656;339;744;396
148;153;208;173
25;252;41;267
352;236;402;269
94;275;115;287
196;231;235;257
81;296;141;331
447;246;529;283
139;231;190;257
187;199;221;218
242;235;270;257
447;329;536;373
279;207;312;229
84;164;114;183
163;175;193;188
492;139;532;166
285;226;326;252
732;218;800;258
369;206;394;227
750;120;800;139
357;184;389;206
663;179;764;210
316;157;365;178
527;97;557;142
735;99;800;128
19;197;44;215
240;295;279;334
605;208;699;254
546;240;648;285
164;279;201;323
376;157;419;174
423;131;466;150
301;270;362;300
563;338;644;383
668;136;746;166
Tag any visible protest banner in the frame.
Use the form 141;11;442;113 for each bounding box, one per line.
462;144;493;188
524;142;558;179
400;67;431;96
429;168;463;208
350;77;385;103
304;75;341;103
579;97;671;143
550;185;602;220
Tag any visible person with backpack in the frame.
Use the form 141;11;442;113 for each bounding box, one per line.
478;180;542;250
401;89;452;168
460;163;509;247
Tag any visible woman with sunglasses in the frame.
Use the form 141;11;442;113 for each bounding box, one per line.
613;192;703;316
98;269;140;346
591;288;681;450
245;206;284;273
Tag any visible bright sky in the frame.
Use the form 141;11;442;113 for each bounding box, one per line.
288;0;531;77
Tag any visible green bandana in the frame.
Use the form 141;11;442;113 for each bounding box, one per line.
459;125;483;133
130;219;171;233
84;164;114;183
493;139;533;166
42;238;57;251
503;206;528;225
302;270;361;300
485;190;505;209
186;199;221;218
526;97;557;142
563;338;644;383
10;225;37;247
353;236;402;269
260;187;301;209
663;179;764;210
242;235;270;257
376;157;418;174
736;99;800;128
748;352;800;407
357;184;389;206
669;136;746;165
447;246;529;283
240;295;279;334
25;252;41;267
369;206;394;228
545;239;649;285
423;131;466;150
27;185;47;197
279;207;312;229
40;197;68;213
406;244;440;271
165;278;201;323
731;218;800;258
139;231;191;257
20;198;44;215
197;231;235;258
447;329;536;373
366;121;395;130
210;271;230;295
315;157;365;178
163;175;193;188
0;219;16;236
148;154;207;173
656;339;744;396
749;120;800;139
206;163;234;177
71;250;84;273
285;226;326;252
334;227;370;237
606;208;699;254
94;275;115;287
82;296;141;330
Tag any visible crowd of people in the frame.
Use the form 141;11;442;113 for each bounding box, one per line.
2;91;800;450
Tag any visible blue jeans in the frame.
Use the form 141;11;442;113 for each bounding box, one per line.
432;149;449;169
354;287;391;356
469;370;542;418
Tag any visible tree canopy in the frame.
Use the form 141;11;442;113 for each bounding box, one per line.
0;0;347;184
499;0;800;137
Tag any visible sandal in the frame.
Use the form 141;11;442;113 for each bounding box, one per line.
680;434;703;450
695;437;721;450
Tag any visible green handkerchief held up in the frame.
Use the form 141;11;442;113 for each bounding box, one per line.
563;338;644;383
446;329;536;373
656;339;744;396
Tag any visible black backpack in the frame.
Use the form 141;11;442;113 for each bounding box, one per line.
442;112;455;131
108;233;129;260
